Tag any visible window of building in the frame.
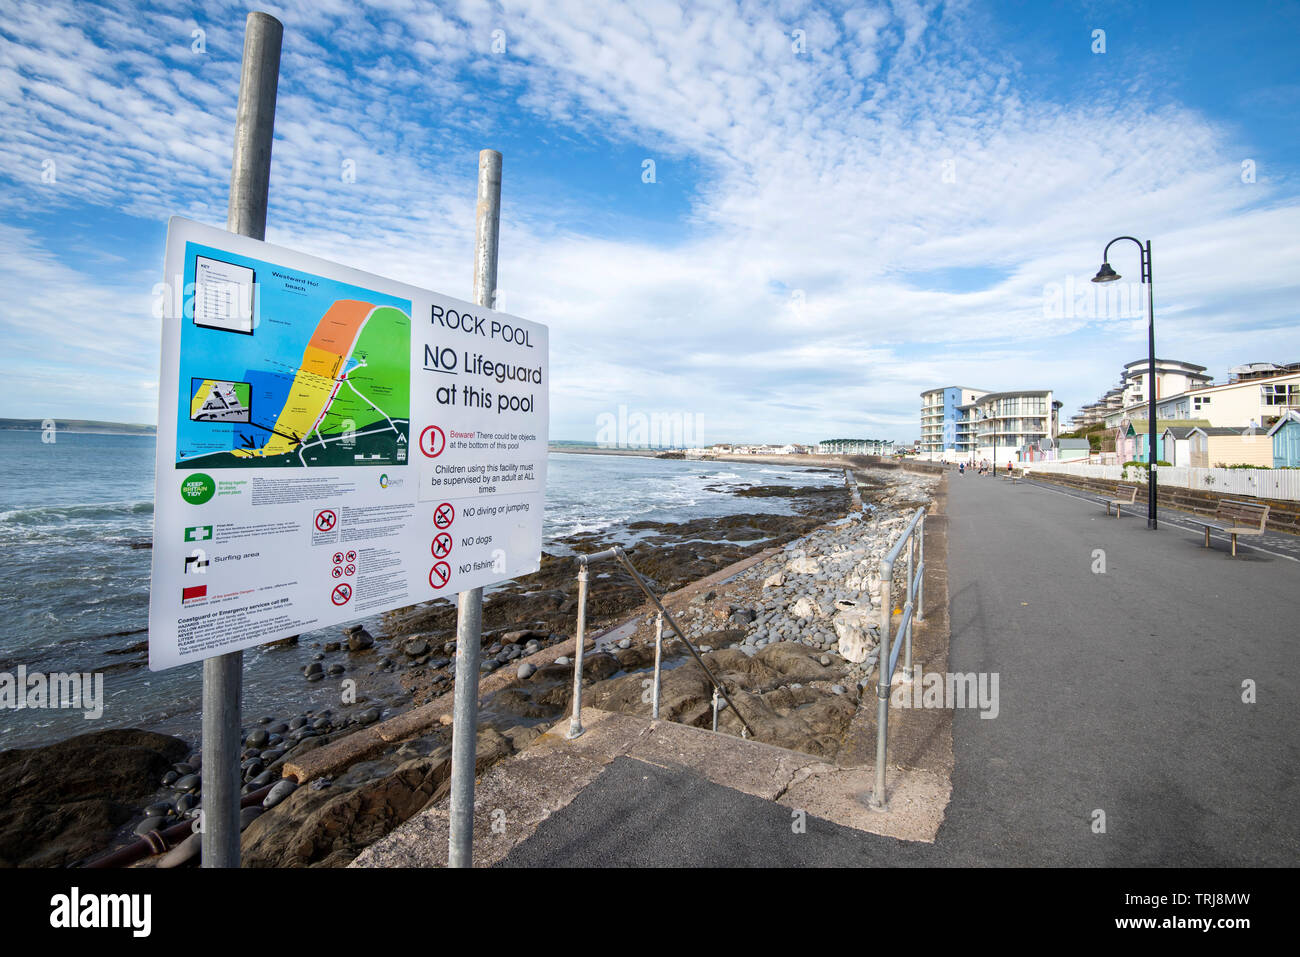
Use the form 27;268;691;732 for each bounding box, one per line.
1193;395;1211;410
1262;384;1300;406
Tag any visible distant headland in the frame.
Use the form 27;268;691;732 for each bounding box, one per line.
0;417;156;436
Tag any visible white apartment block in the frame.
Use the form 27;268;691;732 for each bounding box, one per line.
1155;370;1300;428
920;387;1059;465
969;390;1060;466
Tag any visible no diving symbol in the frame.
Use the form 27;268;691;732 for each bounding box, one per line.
429;561;451;590
420;425;446;458
433;502;455;529
432;533;453;558
331;583;352;605
315;509;337;532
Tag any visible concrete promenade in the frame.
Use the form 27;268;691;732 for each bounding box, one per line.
495;473;1300;866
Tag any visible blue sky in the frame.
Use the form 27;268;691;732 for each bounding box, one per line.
1;0;1298;444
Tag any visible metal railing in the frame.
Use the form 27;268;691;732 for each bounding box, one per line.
869;506;926;809
566;546;756;740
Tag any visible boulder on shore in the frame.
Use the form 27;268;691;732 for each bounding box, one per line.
0;728;190;867
240;728;516;867
790;596;819;619
786;555;820;575
832;609;878;664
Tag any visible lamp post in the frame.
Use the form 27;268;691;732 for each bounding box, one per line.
979;408;995;473
1091;237;1157;529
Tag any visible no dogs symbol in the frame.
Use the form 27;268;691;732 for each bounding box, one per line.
432;533;453;558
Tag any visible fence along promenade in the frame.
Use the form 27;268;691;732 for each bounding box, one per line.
1024;462;1300;502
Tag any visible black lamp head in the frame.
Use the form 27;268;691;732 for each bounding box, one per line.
1091;262;1121;283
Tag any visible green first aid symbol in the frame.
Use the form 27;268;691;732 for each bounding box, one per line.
185;525;213;542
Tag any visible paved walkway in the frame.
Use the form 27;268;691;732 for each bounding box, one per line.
496;474;1299;866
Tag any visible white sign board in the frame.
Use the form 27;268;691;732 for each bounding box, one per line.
149;217;548;670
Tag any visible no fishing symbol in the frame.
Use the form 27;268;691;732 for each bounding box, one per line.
429;561;451;590
433;502;455;529
331;582;352;605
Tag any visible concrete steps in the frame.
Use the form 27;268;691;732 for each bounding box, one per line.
350;707;951;867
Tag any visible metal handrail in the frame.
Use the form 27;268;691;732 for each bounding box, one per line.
870;506;926;809
566;545;755;740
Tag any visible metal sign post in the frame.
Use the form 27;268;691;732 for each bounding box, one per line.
447;149;502;868
201;10;282;868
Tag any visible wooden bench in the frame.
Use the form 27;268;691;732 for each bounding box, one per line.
999;472;1019;484
1189;499;1270;556
1104;484;1138;517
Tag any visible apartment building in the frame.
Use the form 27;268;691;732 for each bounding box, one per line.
919;386;988;460
1118;358;1213;411
818;438;895;455
970;390;1060;466
1067;359;1207;430
1154;370;1300;429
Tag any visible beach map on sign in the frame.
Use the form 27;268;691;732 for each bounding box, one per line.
174;242;412;469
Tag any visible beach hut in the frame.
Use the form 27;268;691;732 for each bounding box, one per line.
1056;438;1090;462
1186;426;1274;468
1160;427;1199;467
1269;411;1300;467
1117;418;1209;462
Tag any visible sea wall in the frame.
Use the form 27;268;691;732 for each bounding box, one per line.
698;452;944;477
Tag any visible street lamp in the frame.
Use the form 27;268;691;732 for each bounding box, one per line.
979;408;996;473
1091;236;1157;530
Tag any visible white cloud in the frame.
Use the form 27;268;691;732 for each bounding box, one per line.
0;0;1297;440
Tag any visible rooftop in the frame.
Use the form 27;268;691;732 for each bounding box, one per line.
975;390;1053;402
1123;418;1211;434
1121;358;1209;372
920;385;991;397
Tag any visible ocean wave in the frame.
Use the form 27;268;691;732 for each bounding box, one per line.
0;500;154;524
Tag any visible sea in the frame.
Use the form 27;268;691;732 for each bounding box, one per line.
0;432;838;749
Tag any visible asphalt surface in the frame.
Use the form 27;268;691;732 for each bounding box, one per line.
501;474;1300;866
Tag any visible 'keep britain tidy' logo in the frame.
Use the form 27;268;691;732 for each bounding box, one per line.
180;473;215;505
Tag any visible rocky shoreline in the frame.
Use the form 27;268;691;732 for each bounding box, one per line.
2;465;941;868
487;467;938;760
2;469;861;867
